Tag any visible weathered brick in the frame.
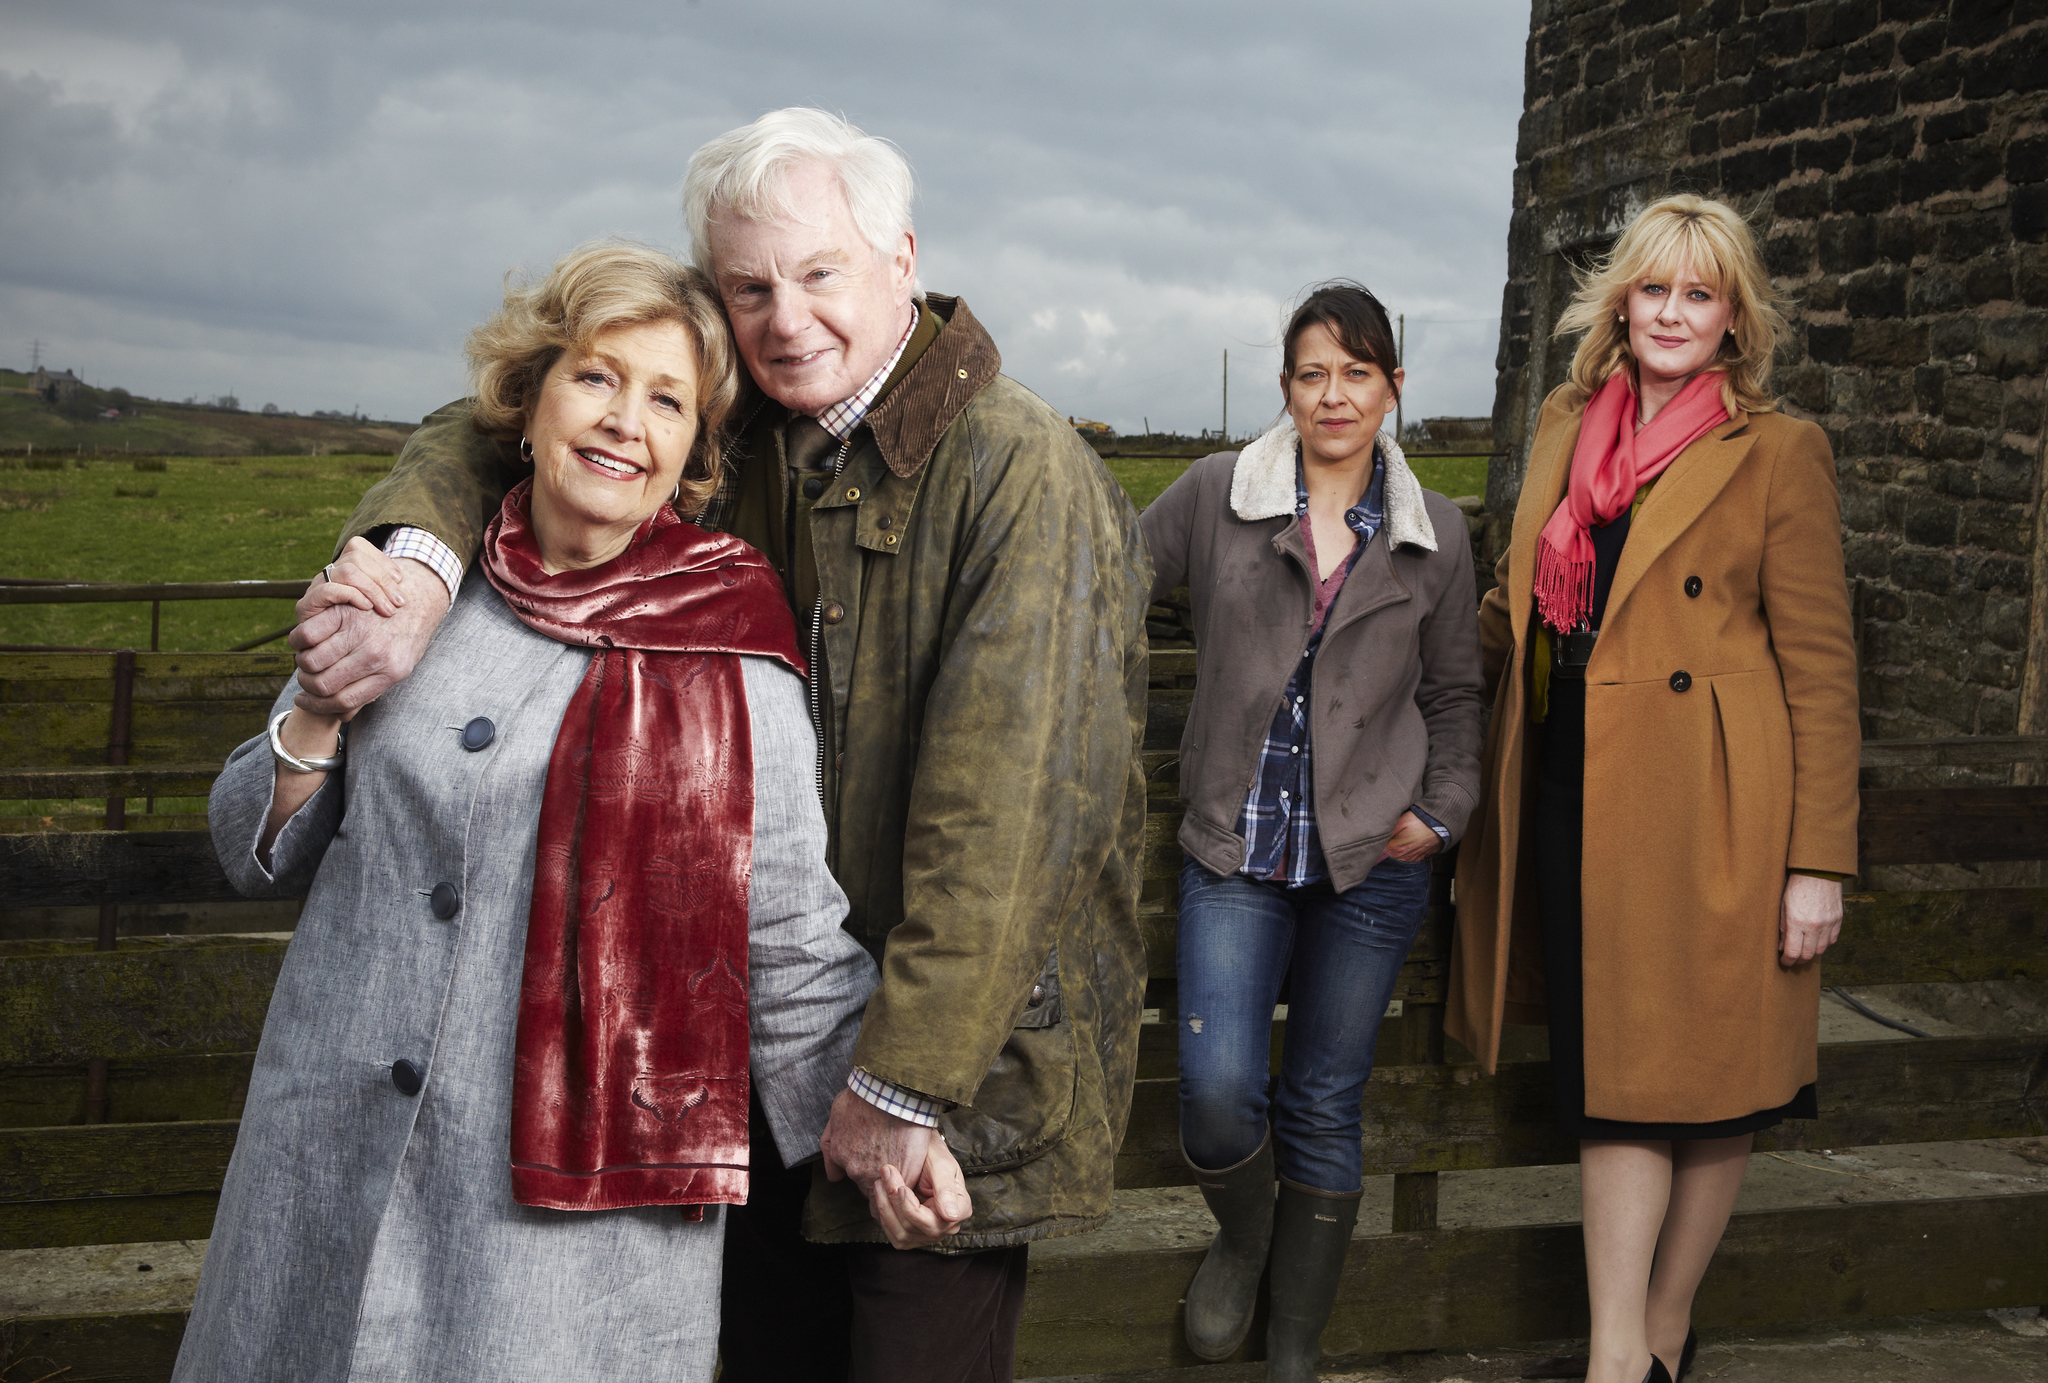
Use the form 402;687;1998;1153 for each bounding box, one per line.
1808;322;1855;362
1694;77;1751;116
1928;314;1981;357
1896;20;1948;65
1876;216;1920;263
1900;142;2005;201
1586;41;1623;85
1899;51;1964;104
1718;29;1759;78
1964;262;2014;304
1765;227;1815;276
1852;319;1930;365
1755;5;1806;55
2015;247;2048;304
1821;218;1881;273
1758;85;1827;138
1949;0;2020;49
1721;107;1758;146
1803;274;1848;310
1936;211;2008;262
1781;361;1830;410
2003;384;2042;434
1825;74;1899;123
1846;266;1910;316
1872;369;1916;413
1851;118;1915;165
1776;178;1834;218
1979;313;2048;376
1835;164;1902;214
1976;554;2034;594
1890;546;1957;594
1944;374;2006;429
1619;0;1683;25
2009;137;2048;186
1912;365;1947;413
1793;132;1853;173
2013;185;2048;243
1840;30;1896;74
1722;143;1794;191
1880;0;1945;20
1982;443;2042;500
1909;268;1965;316
1960;25;2048;99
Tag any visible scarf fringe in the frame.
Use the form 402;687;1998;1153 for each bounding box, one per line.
1533;534;1595;634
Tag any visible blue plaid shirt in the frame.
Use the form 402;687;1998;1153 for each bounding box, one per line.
1236;448;1446;886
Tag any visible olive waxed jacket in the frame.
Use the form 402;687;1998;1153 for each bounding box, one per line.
337;295;1153;1249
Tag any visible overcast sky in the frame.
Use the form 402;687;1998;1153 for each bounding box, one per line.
1;1;1527;438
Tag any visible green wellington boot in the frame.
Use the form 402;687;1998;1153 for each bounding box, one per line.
1264;1179;1362;1381
1181;1132;1275;1360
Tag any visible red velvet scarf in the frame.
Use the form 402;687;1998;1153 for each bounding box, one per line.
1533;370;1731;633
481;480;803;1211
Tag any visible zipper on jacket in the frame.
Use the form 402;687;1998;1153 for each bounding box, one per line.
807;439;854;806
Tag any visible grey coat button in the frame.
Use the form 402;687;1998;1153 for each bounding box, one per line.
390;1059;423;1097
1669;670;1693;693
1684;576;1703;598
460;717;495;751
430;882;460;919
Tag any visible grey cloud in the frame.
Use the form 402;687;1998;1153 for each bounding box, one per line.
2;0;1525;432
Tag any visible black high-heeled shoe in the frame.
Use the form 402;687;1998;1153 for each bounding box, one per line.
1641;1355;1674;1383
1674;1329;1698;1382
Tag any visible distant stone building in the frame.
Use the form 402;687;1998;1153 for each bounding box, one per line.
32;366;82;403
1489;0;2048;743
1416;416;1497;450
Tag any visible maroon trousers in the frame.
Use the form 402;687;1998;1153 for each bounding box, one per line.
719;1094;1030;1383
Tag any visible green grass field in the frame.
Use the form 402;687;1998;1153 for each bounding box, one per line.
0;451;1492;651
0;454;397;651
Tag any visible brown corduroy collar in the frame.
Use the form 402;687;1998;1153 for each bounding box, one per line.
863;293;1003;479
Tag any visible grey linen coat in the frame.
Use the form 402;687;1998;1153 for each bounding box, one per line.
173;572;876;1383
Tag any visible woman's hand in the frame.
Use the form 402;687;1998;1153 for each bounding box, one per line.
1779;873;1843;966
1382;810;1445;863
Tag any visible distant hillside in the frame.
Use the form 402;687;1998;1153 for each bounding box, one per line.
0;370;416;457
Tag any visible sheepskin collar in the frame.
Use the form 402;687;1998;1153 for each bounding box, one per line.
1228;420;1439;552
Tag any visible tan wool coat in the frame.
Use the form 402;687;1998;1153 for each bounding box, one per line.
1447;384;1861;1124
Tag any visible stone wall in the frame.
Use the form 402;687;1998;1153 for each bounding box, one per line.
1490;0;2048;744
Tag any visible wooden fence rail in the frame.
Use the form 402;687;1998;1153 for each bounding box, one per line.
3;647;2047;1380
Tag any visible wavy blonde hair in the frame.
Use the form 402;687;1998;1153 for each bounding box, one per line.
1554;194;1788;416
466;240;738;513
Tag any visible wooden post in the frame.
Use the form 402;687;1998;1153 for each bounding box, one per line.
1391;1171;1439;1232
85;649;137;1124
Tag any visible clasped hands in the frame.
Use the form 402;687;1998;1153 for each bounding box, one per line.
819;1089;972;1249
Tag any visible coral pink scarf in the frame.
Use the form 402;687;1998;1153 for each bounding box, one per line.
1533;371;1731;633
481;480;803;1211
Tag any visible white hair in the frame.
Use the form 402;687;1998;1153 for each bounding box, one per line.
681;108;919;292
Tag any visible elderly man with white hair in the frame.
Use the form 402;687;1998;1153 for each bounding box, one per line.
295;108;1153;1383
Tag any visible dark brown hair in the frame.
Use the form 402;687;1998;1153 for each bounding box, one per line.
1280;280;1402;401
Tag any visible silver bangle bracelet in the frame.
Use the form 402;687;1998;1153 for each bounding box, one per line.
269;709;345;774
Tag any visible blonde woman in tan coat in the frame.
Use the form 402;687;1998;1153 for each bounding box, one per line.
1448;196;1859;1383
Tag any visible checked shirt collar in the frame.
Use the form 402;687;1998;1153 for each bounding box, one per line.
813;303;920;442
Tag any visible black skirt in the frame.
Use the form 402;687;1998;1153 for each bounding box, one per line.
1534;673;1817;1140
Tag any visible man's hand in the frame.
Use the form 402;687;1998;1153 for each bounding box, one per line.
869;1136;971;1249
290;537;452;715
1779;872;1844;967
820;1087;929;1195
820;1087;973;1246
1381;810;1445;863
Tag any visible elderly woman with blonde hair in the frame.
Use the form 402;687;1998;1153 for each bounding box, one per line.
1449;195;1859;1383
175;241;888;1383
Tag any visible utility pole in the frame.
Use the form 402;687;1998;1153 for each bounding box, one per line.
1143;416;1151;442
1222;349;1229;443
30;339;42;371
1396;315;1405;442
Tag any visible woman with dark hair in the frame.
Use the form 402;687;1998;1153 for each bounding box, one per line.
1448;195;1859;1383
1141;282;1484;1380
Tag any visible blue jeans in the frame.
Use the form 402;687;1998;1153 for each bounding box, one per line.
1176;855;1432;1193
